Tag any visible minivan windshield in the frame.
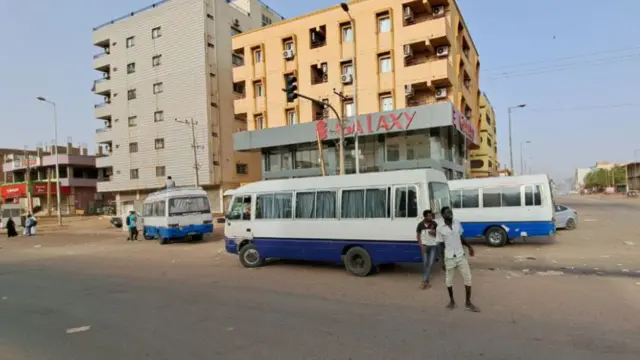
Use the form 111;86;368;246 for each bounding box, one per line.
168;196;210;216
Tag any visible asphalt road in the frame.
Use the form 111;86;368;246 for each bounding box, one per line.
1;196;639;359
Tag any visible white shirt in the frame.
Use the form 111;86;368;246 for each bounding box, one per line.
435;218;465;259
165;179;176;188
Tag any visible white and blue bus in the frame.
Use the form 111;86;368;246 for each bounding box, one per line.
142;187;213;244
448;175;555;247
224;169;451;277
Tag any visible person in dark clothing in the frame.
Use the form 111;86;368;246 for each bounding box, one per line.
6;218;18;237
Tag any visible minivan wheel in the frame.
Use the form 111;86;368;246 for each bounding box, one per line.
344;247;373;277
485;227;508;247
565;218;576;230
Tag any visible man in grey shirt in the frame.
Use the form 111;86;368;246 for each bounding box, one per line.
165;176;175;188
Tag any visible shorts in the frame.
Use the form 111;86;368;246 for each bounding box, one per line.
444;255;472;287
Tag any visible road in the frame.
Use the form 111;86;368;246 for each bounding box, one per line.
1;196;639;359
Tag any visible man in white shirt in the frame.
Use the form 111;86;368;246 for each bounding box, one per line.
435;206;480;312
165;176;175;188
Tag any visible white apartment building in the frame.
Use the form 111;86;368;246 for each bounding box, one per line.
92;0;283;214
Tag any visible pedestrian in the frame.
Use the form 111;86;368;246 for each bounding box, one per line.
24;213;36;236
435;206;480;312
165;176;175;188
416;209;438;289
6;218;18;237
126;210;138;241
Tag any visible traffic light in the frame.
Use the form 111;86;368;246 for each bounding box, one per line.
284;75;298;102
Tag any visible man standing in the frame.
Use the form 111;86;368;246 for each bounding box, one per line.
127;210;138;241
435;206;480;312
416;210;438;289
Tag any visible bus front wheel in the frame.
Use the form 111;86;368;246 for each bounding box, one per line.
485;227;508;247
344;247;373;277
239;244;265;268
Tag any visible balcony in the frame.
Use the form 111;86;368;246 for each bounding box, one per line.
94;101;111;120
95;126;112;143
399;15;453;52
93;77;111;95
234;96;250;115
400;56;454;88
93;53;110;72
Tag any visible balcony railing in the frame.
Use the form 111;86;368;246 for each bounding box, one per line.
96;127;111;133
94;101;110;108
94;77;109;85
93;51;109;59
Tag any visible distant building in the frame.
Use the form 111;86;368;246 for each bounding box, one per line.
626;162;640;191
497;169;512;177
573;168;592;191
469;93;498;178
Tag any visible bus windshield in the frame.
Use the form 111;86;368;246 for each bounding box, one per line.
168;196;210;216
429;182;451;213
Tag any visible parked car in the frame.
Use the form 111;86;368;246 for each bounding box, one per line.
554;205;578;230
110;216;123;228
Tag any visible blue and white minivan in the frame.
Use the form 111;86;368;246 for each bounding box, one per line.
141;187;213;245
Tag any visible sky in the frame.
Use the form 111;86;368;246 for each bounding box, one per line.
1;0;640;181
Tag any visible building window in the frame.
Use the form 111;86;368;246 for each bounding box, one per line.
236;163;248;175
154;138;165;150
377;14;391;33
286;109;297;125
130;169;139;179
154;110;164;122
284;40;294;51
156;166;165;177
253;48;262;64
151;26;162;39
127;89;137;100
254;81;264;97
127;62;136;74
341;61;353;75
129;142;138;153
380;94;393;112
126;36;135;48
261;14;272;26
341;24;353;42
343;100;354;118
128;116;137;127
152;55;162;67
254;115;264;130
379;54;392;73
153;82;163;94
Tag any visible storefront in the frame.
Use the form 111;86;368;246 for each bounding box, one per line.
0;182;72;211
233;102;479;180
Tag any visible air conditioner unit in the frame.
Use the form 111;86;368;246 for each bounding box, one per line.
403;6;414;21
432;6;445;16
435;87;447;99
403;44;413;57
341;74;353;84
404;84;414;97
233;19;240;27
283;49;295;59
436;45;449;57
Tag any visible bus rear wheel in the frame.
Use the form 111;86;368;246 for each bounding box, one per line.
239;244;265;268
485;227;508;247
344;247;373;277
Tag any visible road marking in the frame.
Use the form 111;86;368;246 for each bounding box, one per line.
583;219;598;222
66;326;91;334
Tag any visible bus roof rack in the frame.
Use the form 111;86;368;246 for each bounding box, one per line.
148;186;204;196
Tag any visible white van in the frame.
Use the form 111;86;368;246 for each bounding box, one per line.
142;187;213;244
224;169;450;276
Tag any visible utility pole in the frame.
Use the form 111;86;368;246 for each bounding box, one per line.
23;148;33;214
340;2;360;173
175;118;203;187
508;104;526;173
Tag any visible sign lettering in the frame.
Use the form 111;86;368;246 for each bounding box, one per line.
452;104;478;145
316;111;417;140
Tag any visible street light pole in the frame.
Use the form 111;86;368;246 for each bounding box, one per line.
341;2;359;174
508;104;526;173
37;97;62;226
520;140;531;176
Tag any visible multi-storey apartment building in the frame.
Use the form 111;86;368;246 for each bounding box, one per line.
231;0;480;180
92;0;283;214
469;92;498;177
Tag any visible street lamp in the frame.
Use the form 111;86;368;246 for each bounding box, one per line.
340;2;360;173
37;96;62;226
520;141;531;175
508;104;526;173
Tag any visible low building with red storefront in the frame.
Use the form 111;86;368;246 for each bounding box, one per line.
1;144;103;214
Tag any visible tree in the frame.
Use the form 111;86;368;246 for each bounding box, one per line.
583;166;627;191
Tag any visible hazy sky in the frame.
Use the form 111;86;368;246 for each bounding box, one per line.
1;0;639;181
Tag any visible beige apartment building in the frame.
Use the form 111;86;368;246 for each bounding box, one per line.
469;92;498;177
92;0;283;214
231;0;481;180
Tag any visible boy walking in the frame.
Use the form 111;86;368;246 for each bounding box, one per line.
435;206;480;312
416;210;438;289
127;210;138;241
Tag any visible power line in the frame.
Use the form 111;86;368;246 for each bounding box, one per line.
527;102;640;113
481;44;640;72
485;53;640;81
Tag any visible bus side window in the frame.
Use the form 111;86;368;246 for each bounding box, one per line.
534;185;542;206
394;185;418;218
524;185;542;206
451;190;462;209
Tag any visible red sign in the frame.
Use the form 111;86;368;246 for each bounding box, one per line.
1;184;27;198
452;104;478;145
315;111;417;140
0;183;71;199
